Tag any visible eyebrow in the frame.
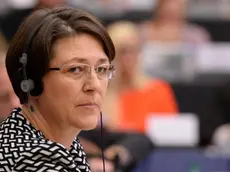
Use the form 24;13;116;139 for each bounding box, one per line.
65;57;109;65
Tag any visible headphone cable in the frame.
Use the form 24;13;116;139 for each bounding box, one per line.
100;112;105;172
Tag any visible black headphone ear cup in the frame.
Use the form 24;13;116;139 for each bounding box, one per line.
30;80;43;97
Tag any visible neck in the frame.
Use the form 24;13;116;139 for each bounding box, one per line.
120;78;136;91
112;76;135;93
114;75;147;93
22;103;79;149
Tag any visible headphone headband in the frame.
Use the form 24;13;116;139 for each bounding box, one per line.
20;12;53;96
23;12;53;54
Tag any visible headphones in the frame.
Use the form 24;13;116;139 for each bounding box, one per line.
19;12;53;97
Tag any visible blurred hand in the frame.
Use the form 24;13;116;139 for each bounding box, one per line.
88;157;114;172
105;145;131;165
79;137;101;155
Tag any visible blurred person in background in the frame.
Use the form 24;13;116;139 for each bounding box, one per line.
80;127;154;172
103;20;178;132
0;0;68;42
207;82;230;150
205;123;230;157
140;0;211;44
36;0;66;8
0;49;20;122
212;124;230;148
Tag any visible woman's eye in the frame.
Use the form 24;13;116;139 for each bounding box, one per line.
67;66;84;73
97;66;108;73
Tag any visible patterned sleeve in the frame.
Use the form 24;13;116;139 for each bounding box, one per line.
11;142;81;172
12;158;68;172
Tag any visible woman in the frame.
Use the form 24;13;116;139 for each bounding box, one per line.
104;21;178;132
0;7;115;171
140;0;211;43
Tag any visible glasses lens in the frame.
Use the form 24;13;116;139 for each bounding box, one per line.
62;64;86;78
61;63;115;80
96;64;115;80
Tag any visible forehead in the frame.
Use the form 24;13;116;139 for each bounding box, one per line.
162;0;186;7
50;34;108;66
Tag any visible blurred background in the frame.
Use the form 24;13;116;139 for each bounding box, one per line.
2;0;230;171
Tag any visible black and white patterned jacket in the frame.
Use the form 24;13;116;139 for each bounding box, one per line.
0;108;91;172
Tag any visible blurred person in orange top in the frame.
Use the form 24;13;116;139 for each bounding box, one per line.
140;0;211;44
0;51;20;122
104;21;178;133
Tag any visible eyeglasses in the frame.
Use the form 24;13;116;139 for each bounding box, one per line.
49;63;115;80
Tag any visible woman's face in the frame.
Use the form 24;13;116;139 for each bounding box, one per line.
37;34;109;130
157;0;187;22
115;34;140;80
39;0;66;7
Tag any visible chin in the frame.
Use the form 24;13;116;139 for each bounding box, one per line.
80;120;98;131
72;114;99;131
83;123;98;131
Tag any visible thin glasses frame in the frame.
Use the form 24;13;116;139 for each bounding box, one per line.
49;63;115;80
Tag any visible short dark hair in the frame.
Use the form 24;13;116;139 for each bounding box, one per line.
6;7;115;104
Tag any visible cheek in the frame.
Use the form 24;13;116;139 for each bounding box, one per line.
43;76;82;105
101;80;109;97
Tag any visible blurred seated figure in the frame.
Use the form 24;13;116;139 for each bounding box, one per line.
0;49;20;122
0;0;68;42
205;123;230;157
208;82;230;150
79;127;154;171
104;21;178;132
212;124;230;147
140;0;211;44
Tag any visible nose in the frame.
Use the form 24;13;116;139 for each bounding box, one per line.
82;70;101;94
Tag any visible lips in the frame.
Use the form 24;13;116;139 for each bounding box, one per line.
77;103;99;108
